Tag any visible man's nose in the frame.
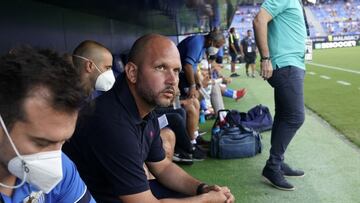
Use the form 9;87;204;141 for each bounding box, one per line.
166;70;178;85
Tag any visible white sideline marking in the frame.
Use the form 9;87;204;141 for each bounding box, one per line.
308;71;316;75
337;80;351;86
320;75;331;79
307;62;360;74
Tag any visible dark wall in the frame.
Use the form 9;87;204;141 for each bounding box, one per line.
0;0;177;55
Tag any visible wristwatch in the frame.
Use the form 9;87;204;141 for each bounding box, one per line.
260;56;270;62
196;183;207;195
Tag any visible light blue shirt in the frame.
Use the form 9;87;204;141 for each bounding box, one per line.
262;0;307;70
0;153;96;203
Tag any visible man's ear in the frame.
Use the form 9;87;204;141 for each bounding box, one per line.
85;60;94;73
125;62;138;84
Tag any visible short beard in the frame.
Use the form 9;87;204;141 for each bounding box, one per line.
136;77;173;108
136;80;158;107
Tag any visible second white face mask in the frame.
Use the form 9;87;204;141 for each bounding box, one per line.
307;0;316;4
208;46;219;56
8;150;63;194
95;69;115;91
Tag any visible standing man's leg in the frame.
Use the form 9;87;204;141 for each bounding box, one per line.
245;63;250;77
250;55;256;77
230;52;239;77
263;67;305;191
250;63;256;77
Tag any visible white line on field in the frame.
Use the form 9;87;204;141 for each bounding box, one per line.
337;80;351;86
307;62;360;74
308;71;316;75
320;75;331;79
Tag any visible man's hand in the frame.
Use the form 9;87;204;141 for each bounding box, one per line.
222;77;232;84
201;190;227;203
187;87;198;99
260;59;273;80
201;185;235;203
220;186;235;203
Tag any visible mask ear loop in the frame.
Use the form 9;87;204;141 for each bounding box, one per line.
0;115;28;189
73;55;103;74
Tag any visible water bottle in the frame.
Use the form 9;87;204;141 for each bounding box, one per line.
173;95;181;109
199;110;206;124
212;125;220;135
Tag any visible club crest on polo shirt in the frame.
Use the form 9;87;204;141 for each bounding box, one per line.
149;131;154;138
23;191;45;203
157;114;168;129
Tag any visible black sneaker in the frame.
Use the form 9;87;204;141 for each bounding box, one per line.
262;166;295;191
281;163;305;177
196;136;211;147
192;144;206;161
230;73;240;77
173;149;193;165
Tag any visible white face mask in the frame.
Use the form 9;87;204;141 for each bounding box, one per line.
307;0;316;4
207;46;219;56
0;115;63;194
94;69;115;91
73;55;115;92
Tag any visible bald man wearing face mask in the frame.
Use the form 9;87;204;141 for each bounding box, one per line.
72;40;115;99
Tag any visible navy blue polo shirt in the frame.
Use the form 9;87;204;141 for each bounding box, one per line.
63;73;166;202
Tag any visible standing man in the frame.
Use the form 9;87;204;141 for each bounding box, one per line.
228;27;241;77
253;0;307;191
0;47;95;202
64;34;235;203
241;29;257;78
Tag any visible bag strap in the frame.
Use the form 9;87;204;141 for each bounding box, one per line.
236;123;253;133
212;109;230;130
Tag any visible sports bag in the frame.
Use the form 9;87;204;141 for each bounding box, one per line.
226;104;273;132
210;110;262;159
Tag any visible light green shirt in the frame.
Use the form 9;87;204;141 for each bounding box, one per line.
262;0;307;70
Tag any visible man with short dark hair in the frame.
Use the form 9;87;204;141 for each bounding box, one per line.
241;29;257;77
228;27;241;77
64;34;235;203
0;47;95;202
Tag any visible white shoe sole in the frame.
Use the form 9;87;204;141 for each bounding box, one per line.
262;176;296;191
284;173;305;178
